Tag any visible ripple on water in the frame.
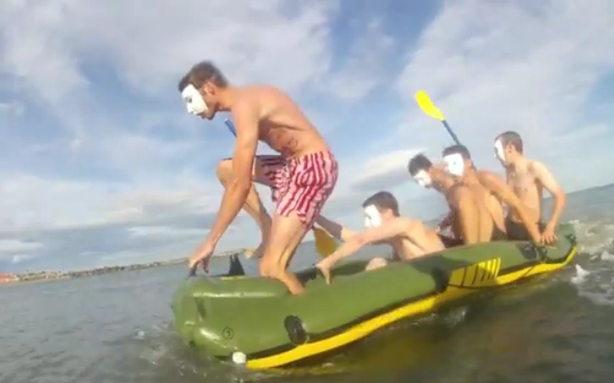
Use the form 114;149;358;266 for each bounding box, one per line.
3;213;614;383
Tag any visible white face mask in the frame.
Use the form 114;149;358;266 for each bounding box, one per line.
181;84;208;115
443;153;465;177
363;205;382;228
412;169;432;188
494;139;506;162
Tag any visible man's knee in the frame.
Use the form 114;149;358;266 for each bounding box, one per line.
216;159;233;184
366;257;388;271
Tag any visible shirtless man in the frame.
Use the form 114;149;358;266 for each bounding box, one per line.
407;153;493;245
314;191;445;284
494;131;566;244
179;61;338;294
441;144;542;243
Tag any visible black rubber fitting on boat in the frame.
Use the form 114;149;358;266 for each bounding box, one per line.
521;243;548;262
284;315;309;345
227;253;246;276
566;233;577;246
520;243;538;261
430;267;449;293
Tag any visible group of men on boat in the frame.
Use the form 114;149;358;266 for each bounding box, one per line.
179;61;567;295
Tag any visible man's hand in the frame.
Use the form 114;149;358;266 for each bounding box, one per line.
541;223;558;245
436;211;453;234
188;241;216;273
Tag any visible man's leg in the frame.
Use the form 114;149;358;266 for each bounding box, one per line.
365;257;388;271
216;156;284;258
505;218;543;241
260;213;311;294
260;151;338;294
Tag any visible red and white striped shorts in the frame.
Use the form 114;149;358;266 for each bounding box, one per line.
258;151;338;228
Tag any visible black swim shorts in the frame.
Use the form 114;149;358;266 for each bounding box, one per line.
505;218;545;241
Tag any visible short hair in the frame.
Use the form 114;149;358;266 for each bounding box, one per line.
178;61;228;92
442;144;471;160
408;153;432;176
362;191;400;217
496;131;523;153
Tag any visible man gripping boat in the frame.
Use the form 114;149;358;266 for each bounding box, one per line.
493;131;566;243
178;61;338;295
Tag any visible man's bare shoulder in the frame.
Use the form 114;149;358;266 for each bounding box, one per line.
448;183;472;201
396;217;424;228
384;217;425;238
526;158;550;174
238;85;292;101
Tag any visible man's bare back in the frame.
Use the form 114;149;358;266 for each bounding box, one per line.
407;153;494;245
391;220;445;259
446;183;494;243
232;86;329;158
464;173;507;235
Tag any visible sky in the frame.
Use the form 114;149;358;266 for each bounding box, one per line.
1;0;614;272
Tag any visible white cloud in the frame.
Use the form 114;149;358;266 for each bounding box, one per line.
390;0;614;170
127;225;205;238
1;0;613;271
1;0;337;102
350;148;426;190
322;18;397;101
320;0;614;230
0;239;43;255
0;101;24;117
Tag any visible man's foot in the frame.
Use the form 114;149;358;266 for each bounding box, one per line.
315;260;333;284
245;227;271;259
246;237;269;259
245;242;263;259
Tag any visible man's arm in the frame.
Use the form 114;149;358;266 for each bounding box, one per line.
323;218;410;266
454;188;479;244
437;210;455;231
314;215;356;241
477;171;542;243
532;161;566;229
205;100;259;247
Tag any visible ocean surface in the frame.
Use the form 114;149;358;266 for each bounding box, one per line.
2;184;614;383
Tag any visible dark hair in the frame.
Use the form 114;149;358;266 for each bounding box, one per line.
496;131;523;153
362;191;400;217
442;144;471;160
408;153;432;176
178;61;228;92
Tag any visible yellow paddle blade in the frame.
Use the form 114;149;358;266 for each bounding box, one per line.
414;90;445;121
313;227;338;259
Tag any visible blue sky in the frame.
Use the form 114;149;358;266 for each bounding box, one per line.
1;0;614;272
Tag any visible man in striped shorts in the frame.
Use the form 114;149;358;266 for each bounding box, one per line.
178;61;338;294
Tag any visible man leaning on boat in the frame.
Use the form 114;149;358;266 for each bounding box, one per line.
314;132;567;281
314;191;445;283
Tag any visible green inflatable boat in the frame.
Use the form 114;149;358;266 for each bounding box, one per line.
171;223;578;370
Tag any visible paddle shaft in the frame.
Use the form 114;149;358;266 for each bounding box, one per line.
442;120;461;146
224;119;237;137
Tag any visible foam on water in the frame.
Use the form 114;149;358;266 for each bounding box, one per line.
568;219;614;306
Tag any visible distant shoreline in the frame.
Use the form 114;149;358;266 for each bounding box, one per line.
0;247;250;285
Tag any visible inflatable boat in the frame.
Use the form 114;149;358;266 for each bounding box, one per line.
171;223;578;370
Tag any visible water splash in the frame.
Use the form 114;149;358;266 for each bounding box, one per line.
569;219;614;306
